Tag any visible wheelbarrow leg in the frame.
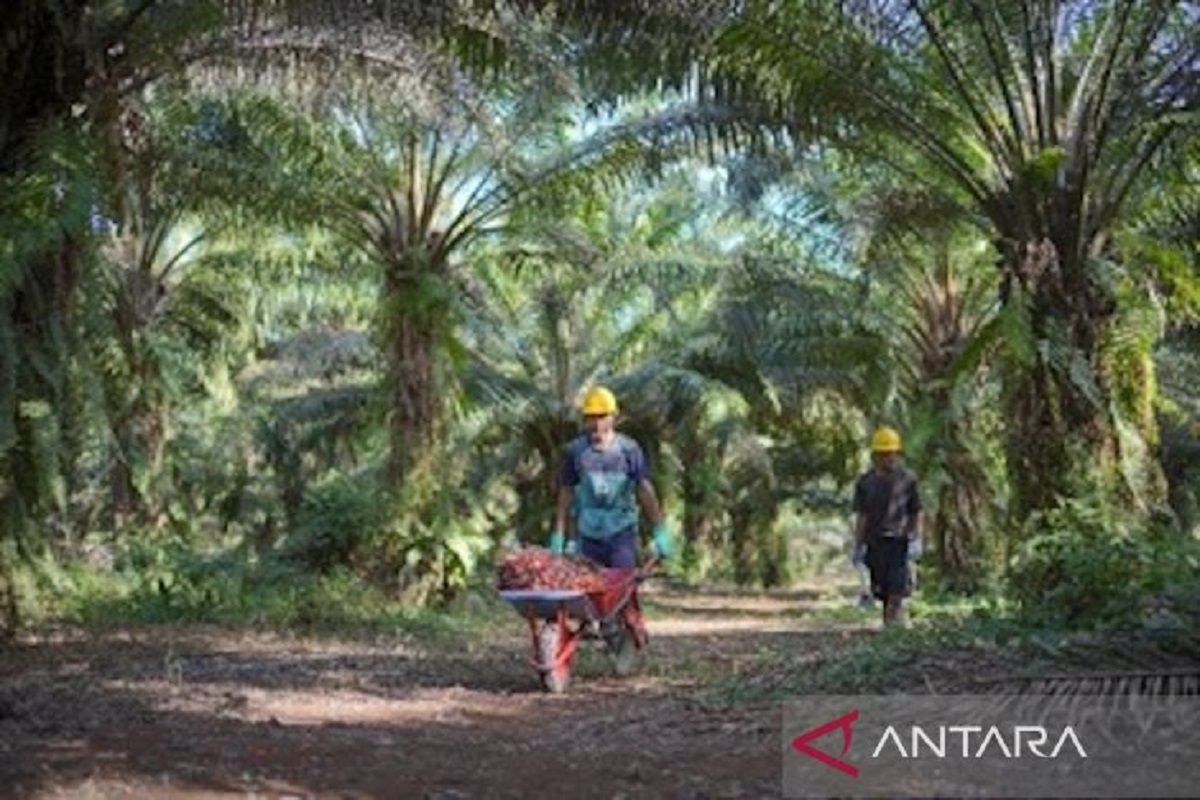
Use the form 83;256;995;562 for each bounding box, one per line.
624;592;648;648
531;608;575;693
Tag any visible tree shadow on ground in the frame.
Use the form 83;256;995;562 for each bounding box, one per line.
0;624;800;799
6;613;1196;797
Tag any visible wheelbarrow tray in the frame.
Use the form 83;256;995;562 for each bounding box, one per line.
499;589;600;622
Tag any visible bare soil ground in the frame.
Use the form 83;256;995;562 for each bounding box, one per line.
0;580;872;799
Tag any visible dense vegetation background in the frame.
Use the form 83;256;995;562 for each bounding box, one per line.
2;0;1198;640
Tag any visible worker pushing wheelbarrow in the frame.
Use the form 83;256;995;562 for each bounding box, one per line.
502;385;674;692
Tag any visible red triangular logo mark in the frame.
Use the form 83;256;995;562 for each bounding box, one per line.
790;709;860;778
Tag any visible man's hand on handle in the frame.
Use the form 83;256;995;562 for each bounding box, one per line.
548;530;579;556
651;520;673;559
907;537;923;561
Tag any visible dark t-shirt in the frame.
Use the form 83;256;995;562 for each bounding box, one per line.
853;467;921;540
559;433;649;539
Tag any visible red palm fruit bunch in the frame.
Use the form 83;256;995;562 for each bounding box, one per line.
497;548;608;592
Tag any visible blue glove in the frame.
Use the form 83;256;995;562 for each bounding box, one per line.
907;537;923;562
651;521;673;559
548;530;565;555
851;542;867;568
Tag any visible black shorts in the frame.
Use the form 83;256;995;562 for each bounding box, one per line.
867;537;910;600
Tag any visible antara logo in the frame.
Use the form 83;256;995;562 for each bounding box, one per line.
872;724;1088;759
791;711;1087;778
791;710;861;778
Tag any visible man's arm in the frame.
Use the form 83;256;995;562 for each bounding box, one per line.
555;486;573;538
907;510;923;540
551;445;578;553
852;476;868;546
636;480;663;525
905;474;923;540
637;479;672;558
627;441;658;523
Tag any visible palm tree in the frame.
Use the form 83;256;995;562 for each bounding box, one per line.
1157;326;1200;533
283;44;733;487
712;0;1199;522
884;233;999;590
685;252;887;584
93;220;240;526
0;0;715;631
85;89;320;526
732;160;1005;587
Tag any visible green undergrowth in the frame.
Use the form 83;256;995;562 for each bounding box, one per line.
698;585;1200;708
19;540;510;647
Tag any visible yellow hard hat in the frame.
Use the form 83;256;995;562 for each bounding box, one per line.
871;426;902;453
581;386;618;416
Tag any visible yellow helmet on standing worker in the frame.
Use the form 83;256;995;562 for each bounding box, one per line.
581;386;618;416
871;426;902;453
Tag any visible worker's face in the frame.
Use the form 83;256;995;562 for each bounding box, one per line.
584;413;615;444
873;451;900;471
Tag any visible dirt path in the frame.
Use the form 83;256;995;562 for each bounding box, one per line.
0;579;871;799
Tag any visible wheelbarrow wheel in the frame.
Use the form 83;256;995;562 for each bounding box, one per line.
538;623;571;693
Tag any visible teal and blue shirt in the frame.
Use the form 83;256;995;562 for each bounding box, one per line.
559;433;649;540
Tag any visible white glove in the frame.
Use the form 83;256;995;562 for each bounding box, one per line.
907;537;923;561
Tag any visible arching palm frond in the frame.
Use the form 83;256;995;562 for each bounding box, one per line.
710;0;1198;520
457;171;739;543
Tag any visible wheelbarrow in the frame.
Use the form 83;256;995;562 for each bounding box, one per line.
500;558;656;693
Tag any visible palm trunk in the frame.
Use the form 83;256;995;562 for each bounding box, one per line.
110;415;136;528
267;424;306;531
757;511;788;588
385;306;438;486
1001;239;1119;524
59;341;87;539
0;0;90;539
933;446;988;591
3;242;80;530
109;395;168;528
922;384;989;591
383;262;446;489
681;470;713;554
680;433;718;562
107;270;170;527
731;505;755;586
0;551;16;640
1005;368;1112;521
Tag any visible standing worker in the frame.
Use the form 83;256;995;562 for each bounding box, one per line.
549;386;673;568
852;426;923;627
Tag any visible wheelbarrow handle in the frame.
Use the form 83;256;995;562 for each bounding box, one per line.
637;554;660;581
